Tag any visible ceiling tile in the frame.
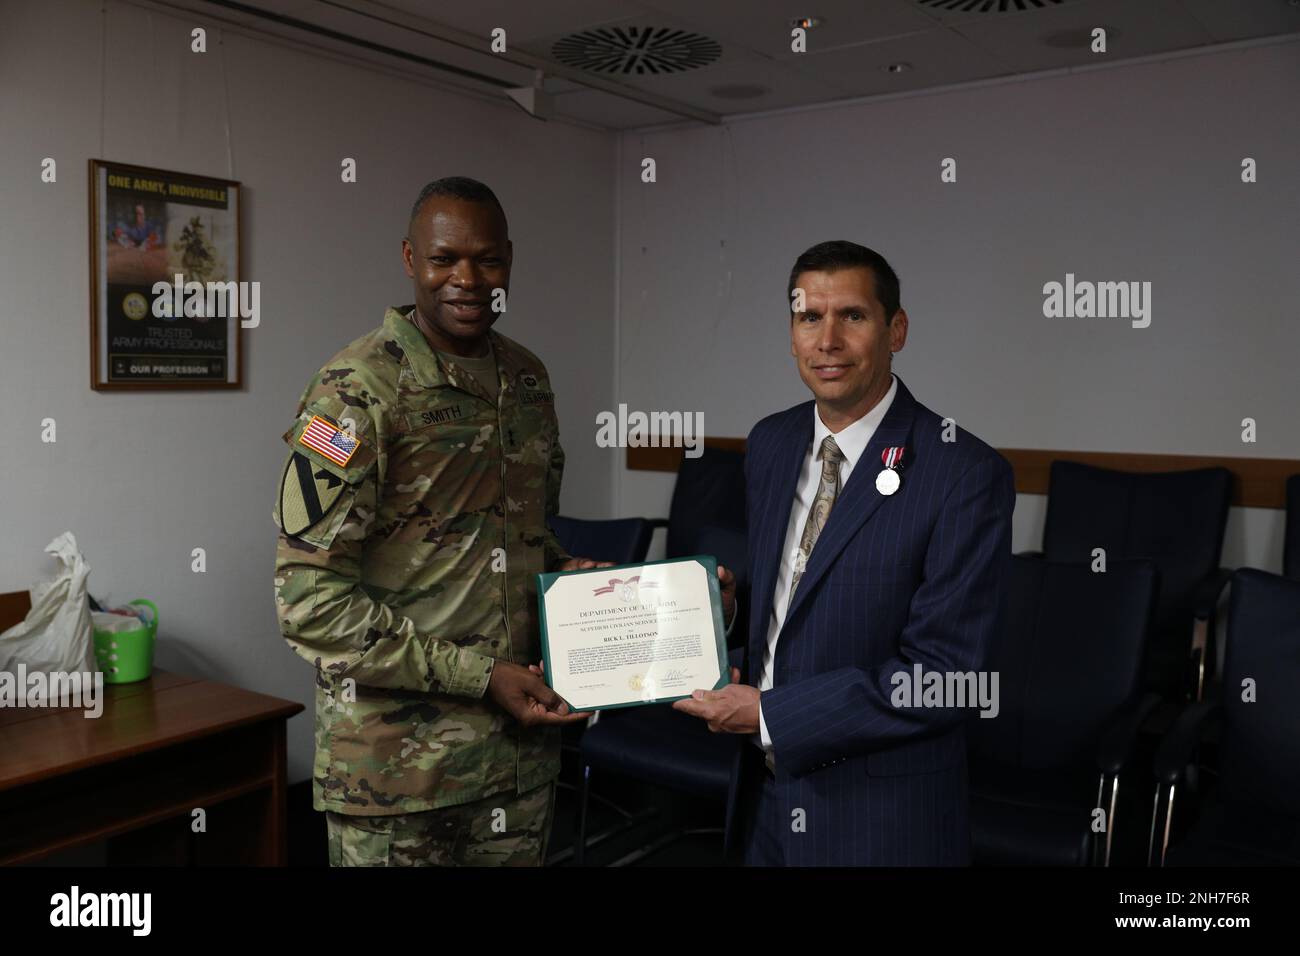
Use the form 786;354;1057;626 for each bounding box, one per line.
943;0;1216;73
787;25;1013;97
375;0;655;44
521;20;849;113
906;0;1093;23
204;1;1300;129
629;57;852;113
1175;0;1300;43
636;0;940;59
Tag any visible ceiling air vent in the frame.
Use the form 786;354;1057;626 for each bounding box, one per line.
551;26;722;75
914;0;1072;12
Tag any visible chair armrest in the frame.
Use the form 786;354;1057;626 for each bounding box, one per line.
1191;568;1233;619
1153;698;1223;785
1096;691;1162;775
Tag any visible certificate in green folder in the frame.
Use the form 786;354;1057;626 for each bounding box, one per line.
537;555;731;712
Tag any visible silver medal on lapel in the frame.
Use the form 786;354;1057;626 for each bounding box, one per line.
876;445;906;497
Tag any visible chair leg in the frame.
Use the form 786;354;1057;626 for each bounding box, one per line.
1104;773;1120;867
1190;616;1210;702
1091;773;1106;866
1147;778;1184;868
575;764;591;866
1147;782;1162;867
1160;784;1177;866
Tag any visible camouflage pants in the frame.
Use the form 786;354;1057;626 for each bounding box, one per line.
325;781;556;867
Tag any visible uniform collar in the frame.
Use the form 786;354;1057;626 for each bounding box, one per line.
384;306;519;395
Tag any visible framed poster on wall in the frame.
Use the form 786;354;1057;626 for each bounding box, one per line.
89;159;243;390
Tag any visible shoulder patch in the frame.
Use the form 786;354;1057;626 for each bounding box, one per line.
299;414;361;466
281;398;379;484
279;451;350;537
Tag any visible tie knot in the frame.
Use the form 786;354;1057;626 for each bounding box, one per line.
818;436;844;464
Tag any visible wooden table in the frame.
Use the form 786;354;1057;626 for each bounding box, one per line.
0;592;303;865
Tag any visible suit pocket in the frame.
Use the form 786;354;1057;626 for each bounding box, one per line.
866;733;964;777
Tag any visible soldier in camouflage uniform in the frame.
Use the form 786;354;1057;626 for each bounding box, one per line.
273;177;600;866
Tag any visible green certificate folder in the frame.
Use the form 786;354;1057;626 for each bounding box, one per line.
537;554;731;712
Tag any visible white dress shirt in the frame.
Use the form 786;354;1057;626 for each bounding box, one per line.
754;374;898;765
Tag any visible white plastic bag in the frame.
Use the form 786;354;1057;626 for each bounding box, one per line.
0;532;96;674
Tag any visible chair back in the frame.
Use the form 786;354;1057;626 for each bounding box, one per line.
666;449;746;558
970;555;1158;771
1042;461;1230;693
548;516;653;565
1218;569;1300;815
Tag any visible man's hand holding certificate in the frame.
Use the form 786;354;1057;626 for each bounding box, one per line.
536;556;733;712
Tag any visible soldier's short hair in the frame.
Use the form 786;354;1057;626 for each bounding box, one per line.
408;177;508;235
787;240;901;325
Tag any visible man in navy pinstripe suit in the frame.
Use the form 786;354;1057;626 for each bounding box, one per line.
675;241;1015;865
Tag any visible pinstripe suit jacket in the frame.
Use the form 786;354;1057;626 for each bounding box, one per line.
726;375;1015;865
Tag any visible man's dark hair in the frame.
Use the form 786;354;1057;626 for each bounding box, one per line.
408;176;508;235
786;240;901;324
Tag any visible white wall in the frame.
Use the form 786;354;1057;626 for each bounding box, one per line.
0;0;616;784
614;40;1300;573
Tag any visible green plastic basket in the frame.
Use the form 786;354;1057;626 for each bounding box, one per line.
92;599;157;684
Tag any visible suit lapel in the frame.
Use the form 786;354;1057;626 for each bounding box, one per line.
749;404;813;664
779;377;919;631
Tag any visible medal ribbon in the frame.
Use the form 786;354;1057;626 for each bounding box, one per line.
881;446;906;470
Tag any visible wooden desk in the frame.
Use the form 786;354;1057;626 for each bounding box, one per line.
0;651;303;864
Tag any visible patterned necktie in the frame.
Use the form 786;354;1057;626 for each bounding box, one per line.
789;435;844;598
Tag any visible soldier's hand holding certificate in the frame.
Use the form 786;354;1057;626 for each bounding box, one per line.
536;556;730;711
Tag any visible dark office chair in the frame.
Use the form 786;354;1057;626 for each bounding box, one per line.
548;515;654;566
1284;475;1299;582
1039;461;1232;702
652;447;746;558
969;554;1159;866
1150;569;1300;866
574;647;744;866
695;524;748;650
545;515;653;848
566;451;749;864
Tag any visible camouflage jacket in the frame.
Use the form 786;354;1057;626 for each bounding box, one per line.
273;306;571;814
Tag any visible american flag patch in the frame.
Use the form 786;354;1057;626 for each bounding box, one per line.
298;415;360;467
